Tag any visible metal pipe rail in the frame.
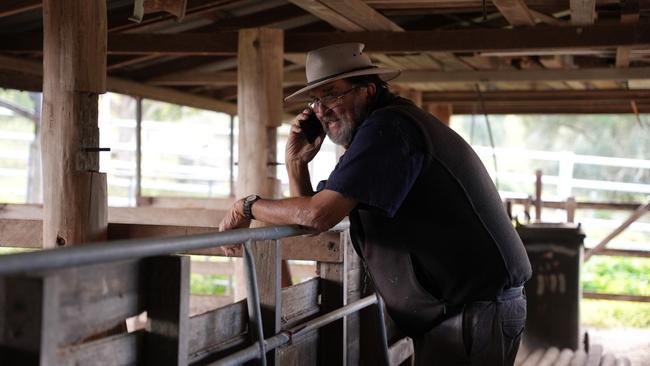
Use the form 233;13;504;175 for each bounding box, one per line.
210;294;379;366
0;225;311;276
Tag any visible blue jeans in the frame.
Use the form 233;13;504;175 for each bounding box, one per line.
413;289;526;366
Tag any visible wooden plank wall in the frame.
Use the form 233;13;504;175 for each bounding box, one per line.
0;229;382;365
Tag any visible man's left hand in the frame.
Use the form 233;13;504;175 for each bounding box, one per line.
218;198;252;256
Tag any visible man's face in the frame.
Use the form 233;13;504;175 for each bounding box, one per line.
309;79;374;147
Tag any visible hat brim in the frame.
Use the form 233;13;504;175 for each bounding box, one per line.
283;67;401;103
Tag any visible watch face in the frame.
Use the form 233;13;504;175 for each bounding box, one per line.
246;195;258;203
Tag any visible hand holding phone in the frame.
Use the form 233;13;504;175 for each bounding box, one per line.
300;110;324;144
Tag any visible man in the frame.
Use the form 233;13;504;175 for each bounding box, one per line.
219;43;532;365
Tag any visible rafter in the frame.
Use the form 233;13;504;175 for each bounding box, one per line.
146;67;650;86
3;24;649;55
289;0;403;31
570;0;596;25
492;0;536;26
0;0;41;18
0;55;238;115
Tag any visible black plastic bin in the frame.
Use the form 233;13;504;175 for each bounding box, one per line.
516;222;585;350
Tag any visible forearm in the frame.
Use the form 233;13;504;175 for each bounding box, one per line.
251;190;356;232
286;160;314;197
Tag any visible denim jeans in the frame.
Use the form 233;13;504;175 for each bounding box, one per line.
413;291;526;366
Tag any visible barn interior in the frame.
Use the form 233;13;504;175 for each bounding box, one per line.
0;1;649;365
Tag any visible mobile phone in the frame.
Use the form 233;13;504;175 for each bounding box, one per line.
300;111;324;144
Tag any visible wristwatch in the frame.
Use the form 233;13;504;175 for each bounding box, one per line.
243;194;261;220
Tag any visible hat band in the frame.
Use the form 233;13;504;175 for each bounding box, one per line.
307;65;378;86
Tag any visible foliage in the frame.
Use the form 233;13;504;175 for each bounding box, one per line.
581;299;650;328
582;256;650;296
190;273;229;295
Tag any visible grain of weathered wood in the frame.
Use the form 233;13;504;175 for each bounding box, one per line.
492;0;536;26
318;0;404;31
571;0;596;25
144;256;190;365
56;260;142;346
42;0;108;248
289;0;364;31
277;331;319;366
281;277;319;328
388;337;414;366
281;231;344;262
317;231;348;366
0;275;58;365
188;300;247;358
58;331;143;366
0;219;42;248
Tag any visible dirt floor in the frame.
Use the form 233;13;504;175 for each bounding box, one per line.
587;327;650;366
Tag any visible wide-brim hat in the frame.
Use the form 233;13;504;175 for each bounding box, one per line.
284;43;400;103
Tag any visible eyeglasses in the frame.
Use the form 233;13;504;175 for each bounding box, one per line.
308;86;360;111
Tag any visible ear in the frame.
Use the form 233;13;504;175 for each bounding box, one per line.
365;83;377;99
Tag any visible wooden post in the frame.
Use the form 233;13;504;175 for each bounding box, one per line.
41;0;108;247
317;231;349;366
428;104;453;126
144;256;190;366
237;27;284;364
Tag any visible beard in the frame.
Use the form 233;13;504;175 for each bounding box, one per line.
323;99;369;146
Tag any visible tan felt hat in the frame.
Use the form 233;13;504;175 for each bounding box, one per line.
284;42;400;103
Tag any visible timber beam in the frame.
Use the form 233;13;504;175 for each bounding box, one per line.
2;24;650;55
148;67;650;86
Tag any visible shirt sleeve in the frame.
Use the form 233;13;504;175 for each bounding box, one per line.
324;111;424;217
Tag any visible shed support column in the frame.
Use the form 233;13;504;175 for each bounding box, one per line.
41;0;108;247
428;104;453;126
237;27;284;364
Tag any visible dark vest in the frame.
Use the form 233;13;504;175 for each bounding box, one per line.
348;96;531;336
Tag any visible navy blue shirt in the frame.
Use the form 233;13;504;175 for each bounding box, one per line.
318;110;425;217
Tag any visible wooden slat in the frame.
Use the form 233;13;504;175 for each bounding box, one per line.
144;256;190;365
537;347;560;366
583;292;650;303
521;348;545;366
288;0;365;31
555;348;575;366
58;331;143;366
137;196;235;210
317;0;404;31
585;201;650;261
571;0;596;25
56;260;143;346
569;349;587;366
492;0;536;26
388;337;414;366
281;277;320;328
593;249;650;258
0;219;42;248
187;300;247;358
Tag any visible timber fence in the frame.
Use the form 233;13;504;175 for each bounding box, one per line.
0;223;414;365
